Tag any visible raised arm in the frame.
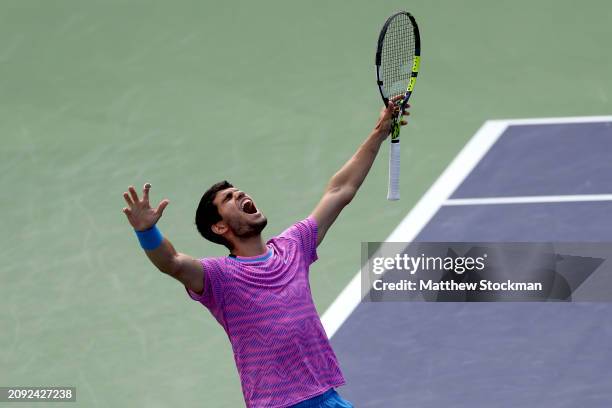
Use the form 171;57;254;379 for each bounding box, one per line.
122;183;204;294
311;96;409;246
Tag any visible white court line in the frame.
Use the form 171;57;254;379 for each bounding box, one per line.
495;115;612;126
445;194;612;206
321;115;612;339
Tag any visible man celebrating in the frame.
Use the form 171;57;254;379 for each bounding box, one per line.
122;97;408;408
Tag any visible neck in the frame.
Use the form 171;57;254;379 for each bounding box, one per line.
230;235;267;257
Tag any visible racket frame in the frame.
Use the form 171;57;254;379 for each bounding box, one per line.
375;11;421;200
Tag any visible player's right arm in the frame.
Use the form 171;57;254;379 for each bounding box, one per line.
122;184;204;294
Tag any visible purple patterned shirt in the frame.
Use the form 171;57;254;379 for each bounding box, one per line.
186;217;346;408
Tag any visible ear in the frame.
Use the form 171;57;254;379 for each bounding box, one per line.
211;221;228;236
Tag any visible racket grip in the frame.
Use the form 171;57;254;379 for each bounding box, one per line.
387;141;400;200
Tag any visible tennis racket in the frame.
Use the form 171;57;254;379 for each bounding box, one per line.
375;11;421;200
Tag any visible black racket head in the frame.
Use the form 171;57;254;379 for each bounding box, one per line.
375;11;420;109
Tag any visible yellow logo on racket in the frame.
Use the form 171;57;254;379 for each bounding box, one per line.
407;77;416;92
412;56;420;73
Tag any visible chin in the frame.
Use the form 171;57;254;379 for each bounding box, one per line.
253;214;267;230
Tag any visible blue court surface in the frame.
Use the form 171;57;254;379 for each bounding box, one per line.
325;117;612;407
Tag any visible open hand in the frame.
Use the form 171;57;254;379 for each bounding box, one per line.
374;94;410;137
122;183;169;231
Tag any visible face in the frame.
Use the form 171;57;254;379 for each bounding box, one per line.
212;187;267;240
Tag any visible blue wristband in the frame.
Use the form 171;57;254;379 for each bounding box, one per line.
135;225;163;250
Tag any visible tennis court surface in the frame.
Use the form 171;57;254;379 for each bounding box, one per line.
328;117;612;407
2;2;611;406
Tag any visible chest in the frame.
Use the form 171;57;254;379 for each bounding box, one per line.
221;254;312;317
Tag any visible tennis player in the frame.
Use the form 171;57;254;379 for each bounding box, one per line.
122;97;408;408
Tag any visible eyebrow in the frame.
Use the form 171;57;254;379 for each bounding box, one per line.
222;191;233;203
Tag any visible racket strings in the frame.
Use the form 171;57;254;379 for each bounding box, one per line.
380;14;416;99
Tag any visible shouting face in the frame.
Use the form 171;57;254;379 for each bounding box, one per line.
212;187;267;240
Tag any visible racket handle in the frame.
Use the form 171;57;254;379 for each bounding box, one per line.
387;140;400;200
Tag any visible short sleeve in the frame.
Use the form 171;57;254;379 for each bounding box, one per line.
278;217;319;265
185;258;223;314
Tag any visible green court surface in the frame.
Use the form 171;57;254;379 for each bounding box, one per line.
1;1;611;406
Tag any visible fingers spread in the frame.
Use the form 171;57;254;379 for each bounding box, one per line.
156;199;170;216
143;183;151;203
128;186;139;203
123;192;134;207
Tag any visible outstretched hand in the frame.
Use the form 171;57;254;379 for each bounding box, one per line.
122;183;169;231
374;94;410;137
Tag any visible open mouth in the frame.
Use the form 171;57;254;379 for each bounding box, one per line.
240;198;258;214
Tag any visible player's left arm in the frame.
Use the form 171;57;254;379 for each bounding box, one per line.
311;97;408;246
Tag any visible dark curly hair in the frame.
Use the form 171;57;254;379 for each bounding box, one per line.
195;180;233;249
